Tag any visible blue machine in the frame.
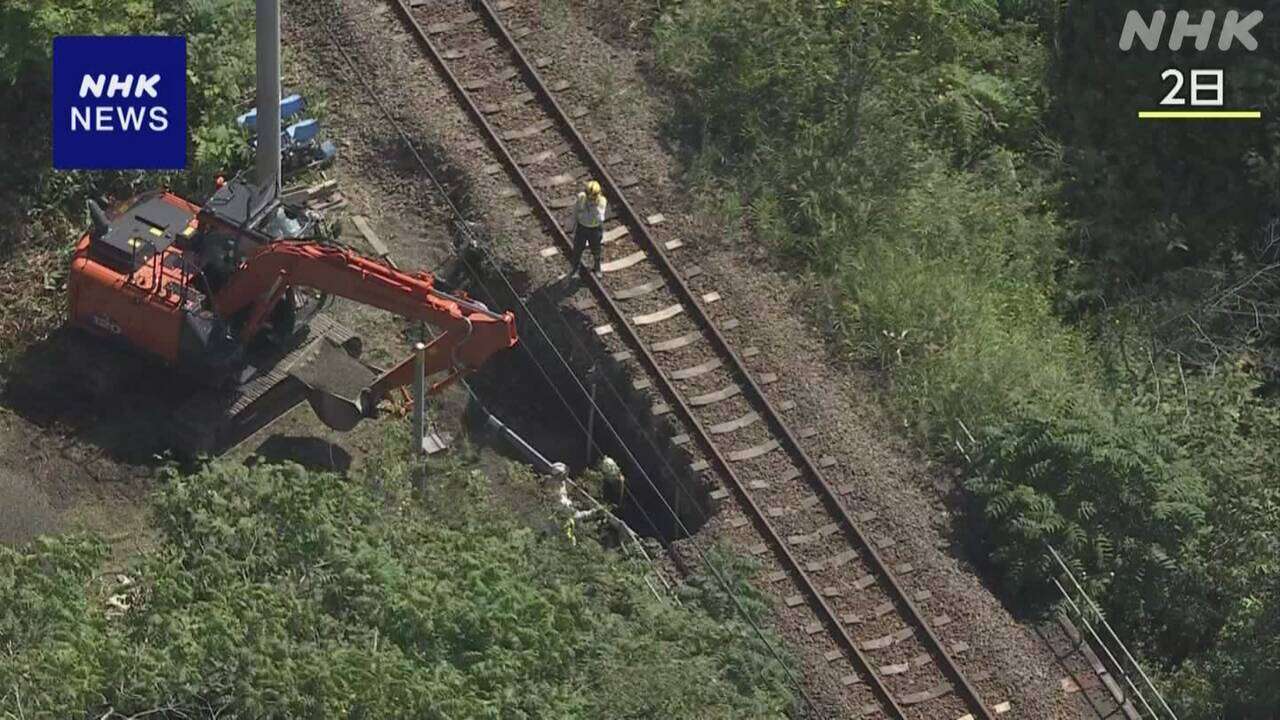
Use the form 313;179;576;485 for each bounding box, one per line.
237;94;337;177
236;93;305;131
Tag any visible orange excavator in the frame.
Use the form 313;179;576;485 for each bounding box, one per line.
66;179;517;454
64;0;515;454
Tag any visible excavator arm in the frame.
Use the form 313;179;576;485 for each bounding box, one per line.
213;240;516;422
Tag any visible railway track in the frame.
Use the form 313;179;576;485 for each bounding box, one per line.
333;0;1023;716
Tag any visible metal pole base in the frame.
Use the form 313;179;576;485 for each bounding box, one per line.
422;431;452;455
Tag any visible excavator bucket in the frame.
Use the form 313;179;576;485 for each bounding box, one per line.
287;336;379;431
171;314;374;455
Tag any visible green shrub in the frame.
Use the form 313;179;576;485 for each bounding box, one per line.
0;460;796;718
0;0;256;359
1;0;255;217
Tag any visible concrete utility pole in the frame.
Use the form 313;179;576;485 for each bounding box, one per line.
254;0;282;208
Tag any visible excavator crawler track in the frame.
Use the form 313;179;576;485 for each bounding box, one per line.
171;313;360;456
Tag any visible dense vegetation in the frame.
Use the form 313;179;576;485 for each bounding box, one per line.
0;451;795;718
0;0;255;357
655;1;1279;717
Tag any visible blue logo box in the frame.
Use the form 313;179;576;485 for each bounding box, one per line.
53;36;187;170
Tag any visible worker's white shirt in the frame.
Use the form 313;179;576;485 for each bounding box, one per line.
574;193;607;228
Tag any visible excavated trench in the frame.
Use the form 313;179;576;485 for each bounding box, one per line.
459;256;710;543
316;107;710;542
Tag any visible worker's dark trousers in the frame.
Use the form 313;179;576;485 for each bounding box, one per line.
570;224;604;271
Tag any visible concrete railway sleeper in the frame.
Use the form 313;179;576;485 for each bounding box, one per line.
383;0;1008;717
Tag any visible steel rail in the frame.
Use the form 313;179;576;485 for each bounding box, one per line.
387;1;996;716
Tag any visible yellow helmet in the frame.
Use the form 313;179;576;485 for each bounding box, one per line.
585;180;602;197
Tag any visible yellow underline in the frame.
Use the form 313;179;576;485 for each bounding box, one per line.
1138;110;1262;120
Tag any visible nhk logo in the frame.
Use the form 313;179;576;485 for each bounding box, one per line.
73;73;170;132
1119;9;1263;51
53;36;187;170
1118;9;1266;120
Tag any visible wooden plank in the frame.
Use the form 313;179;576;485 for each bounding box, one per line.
349;215;390;258
728;440;779;462
670;358;722;380
602;225;630;244
281;179;336;204
708;411;759;435
633;303;683;326
537;172;579;189
689;384;741;407
829;549;857;568
899;682;955;706
504;91;535;111
308;194;347;212
614;279;662;300
501;119;555;141
652;331;699;353
602;250;645;273
517;148;556;166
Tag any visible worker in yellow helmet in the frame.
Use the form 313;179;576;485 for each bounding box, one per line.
568;180;607;274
